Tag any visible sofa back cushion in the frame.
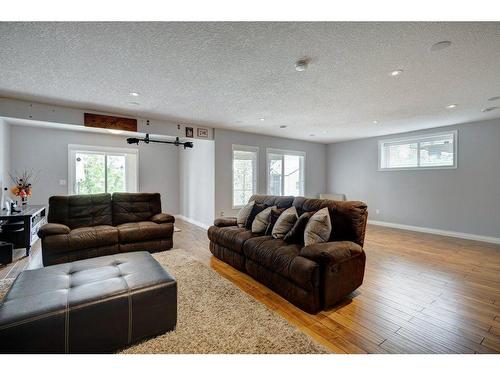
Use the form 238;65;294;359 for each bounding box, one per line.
48;193;113;229
112;193;162;225
293;197;368;246
248;194;294;209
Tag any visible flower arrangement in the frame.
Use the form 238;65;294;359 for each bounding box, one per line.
9;170;38;205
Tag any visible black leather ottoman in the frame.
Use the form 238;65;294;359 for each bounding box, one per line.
0;251;177;353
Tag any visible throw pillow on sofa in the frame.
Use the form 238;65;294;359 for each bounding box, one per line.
252;206;276;233
245;203;267;229
304;207;332;246
284;211;314;244
265;207;286;235
272;206;298;239
237;201;255;228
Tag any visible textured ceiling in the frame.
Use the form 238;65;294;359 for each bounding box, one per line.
0;22;499;143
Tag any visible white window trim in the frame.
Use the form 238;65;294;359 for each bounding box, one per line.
232;144;259;209
378;130;458;171
266;148;306;196
68;144;139;195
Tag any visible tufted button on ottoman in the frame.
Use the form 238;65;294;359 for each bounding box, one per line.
0;251;176;353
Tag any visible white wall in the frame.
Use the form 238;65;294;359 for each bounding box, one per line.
214;128;327;217
0;120;11;207
326;119;500;239
9;124;180;214
179;139;215;228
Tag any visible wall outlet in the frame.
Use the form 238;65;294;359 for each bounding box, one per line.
220;211;225;217
59;179;67;186
375;209;380;215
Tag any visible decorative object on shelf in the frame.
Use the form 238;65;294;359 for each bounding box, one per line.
126;134;193;149
9;170;38;207
185;126;194;138
197;127;209;138
1;187;8;211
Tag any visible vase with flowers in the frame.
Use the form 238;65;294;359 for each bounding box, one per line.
9;170;38;207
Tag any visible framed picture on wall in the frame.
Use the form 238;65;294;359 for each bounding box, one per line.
197;127;209;138
185;127;194;138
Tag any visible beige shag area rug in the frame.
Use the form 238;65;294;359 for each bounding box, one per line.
0;279;12;301
0;250;328;354
121;249;329;354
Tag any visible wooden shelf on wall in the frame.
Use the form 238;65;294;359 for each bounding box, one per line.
84;113;137;132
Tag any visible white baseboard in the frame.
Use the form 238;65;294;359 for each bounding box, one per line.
368;220;500;245
175;215;210;230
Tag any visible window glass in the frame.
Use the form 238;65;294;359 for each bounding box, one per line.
232;147;258;207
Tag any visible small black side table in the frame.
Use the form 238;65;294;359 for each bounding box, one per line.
0;205;47;257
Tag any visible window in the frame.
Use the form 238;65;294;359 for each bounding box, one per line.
232;145;258;208
68;145;138;195
266;148;305;196
378;131;457;171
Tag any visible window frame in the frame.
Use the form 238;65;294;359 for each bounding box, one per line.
68;144;139;195
378;130;458;171
266;148;306;196
231;144;259;209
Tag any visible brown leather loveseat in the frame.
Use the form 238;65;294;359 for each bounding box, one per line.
38;192;175;266
208;195;368;314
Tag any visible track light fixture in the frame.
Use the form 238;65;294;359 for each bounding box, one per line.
126;134;194;149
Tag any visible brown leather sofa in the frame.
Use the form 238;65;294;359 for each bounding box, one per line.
208;195;368;314
38;193;175;266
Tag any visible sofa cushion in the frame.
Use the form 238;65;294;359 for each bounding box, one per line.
242;236;319;291
304;208;332;246
245;203;267;229
248;194;294;209
207;226;260;254
251;206;275;234
67;225;119;251
48;194;113;229
272;206;298;239
112;193;162;225
236;201;255;228
284;211;314;245
117;221;173;243
265;207;286;235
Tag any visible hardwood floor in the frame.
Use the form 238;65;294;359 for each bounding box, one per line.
1;220;499;354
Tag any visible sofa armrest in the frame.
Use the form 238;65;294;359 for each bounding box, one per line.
150;213;175;224
300;241;363;266
300;241;366;309
37;223;71;239
213;217;237;227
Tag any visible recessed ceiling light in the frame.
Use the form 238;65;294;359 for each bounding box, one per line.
373;120;379;125
259;118;265;121
390;69;403;77
309;134;315;137
279;125;287;129
430;41;452;51
129;92;140;97
482;106;499;113
488;96;500;102
295;59;309;72
446;104;458;109
128;101;140;106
